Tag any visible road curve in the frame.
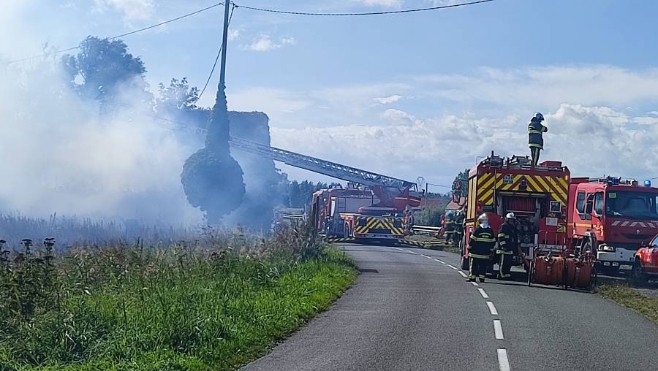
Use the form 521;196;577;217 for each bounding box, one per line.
242;244;658;371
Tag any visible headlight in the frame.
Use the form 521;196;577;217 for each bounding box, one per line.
599;244;616;252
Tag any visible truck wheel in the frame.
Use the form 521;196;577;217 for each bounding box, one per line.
459;240;468;270
527;261;534;287
588;266;598;292
601;265;620;276
631;260;648;286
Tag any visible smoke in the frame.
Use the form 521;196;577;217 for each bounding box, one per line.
0;59;204;226
225;111;286;231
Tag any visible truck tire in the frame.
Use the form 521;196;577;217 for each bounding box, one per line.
527;261;534;287
631;259;648;286
601;265;620;276
588;266;598;292
459;240;469;270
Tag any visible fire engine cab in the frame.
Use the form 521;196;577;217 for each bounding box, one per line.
567;177;658;275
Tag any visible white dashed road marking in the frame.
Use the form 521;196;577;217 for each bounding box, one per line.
458;271;467;278
497;349;511;371
487;301;499;315
478;288;489;299
471;281;479;287
493;320;504;340
447;264;457;270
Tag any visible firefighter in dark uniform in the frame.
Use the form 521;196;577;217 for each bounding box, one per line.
467;214;496;283
453;209;465;247
528;112;547;167
444;212;456;243
496;212;518;280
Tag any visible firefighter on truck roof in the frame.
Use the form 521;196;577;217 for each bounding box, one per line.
496;212;518;280
528;112;548;167
467;214;496;283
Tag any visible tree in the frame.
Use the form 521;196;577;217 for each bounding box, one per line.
155;77;200;114
62;36;147;109
451;168;470;203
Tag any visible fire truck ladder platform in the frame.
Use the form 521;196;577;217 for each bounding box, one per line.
229;136;416;189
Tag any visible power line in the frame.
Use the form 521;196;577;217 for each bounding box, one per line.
198;3;235;101
6;2;224;65
427;183;452;188
233;0;494;16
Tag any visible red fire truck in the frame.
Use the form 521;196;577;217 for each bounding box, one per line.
311;184;419;242
459;153;570;270
567;177;658;275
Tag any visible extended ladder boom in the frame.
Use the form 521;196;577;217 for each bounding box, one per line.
229;137;415;189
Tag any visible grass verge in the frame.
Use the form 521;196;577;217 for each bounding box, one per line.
0;229;357;370
598;284;658;325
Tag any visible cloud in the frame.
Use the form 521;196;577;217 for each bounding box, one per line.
94;0;154;21
228;29;240;41
245;35;295;52
232;64;658;187
417;65;658;111
374;94;402;104
271;104;658;188
227;87;311;116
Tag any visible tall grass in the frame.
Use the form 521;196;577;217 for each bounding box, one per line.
0;222;357;370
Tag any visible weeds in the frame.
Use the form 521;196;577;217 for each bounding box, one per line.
0;222;357;370
598;284;658;325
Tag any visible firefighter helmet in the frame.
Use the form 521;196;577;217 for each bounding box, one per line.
534;112;544;121
505;212;515;220
477;213;488;222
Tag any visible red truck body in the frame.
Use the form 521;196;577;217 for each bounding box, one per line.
566;177;658;273
458;153;570;269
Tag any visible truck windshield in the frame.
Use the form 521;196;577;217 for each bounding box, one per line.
606;191;658;220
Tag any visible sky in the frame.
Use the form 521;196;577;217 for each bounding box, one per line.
2;0;658;195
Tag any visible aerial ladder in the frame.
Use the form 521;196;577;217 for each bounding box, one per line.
229;136;421;211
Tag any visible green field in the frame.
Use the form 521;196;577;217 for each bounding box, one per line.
0;228;357;370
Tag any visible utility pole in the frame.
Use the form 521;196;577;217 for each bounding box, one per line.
219;0;231;91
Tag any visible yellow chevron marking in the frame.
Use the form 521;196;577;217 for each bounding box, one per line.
479;173;495;190
479;189;494;205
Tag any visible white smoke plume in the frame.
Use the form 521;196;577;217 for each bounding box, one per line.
0;59;204;226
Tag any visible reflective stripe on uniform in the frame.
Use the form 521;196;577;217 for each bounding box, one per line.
469;253;490;259
471;236;496;243
496;250;513;255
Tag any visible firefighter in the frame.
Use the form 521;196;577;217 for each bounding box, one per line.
496;212;518;280
528;112;548;167
444;212;456;243
453;209;465;247
467;214;496;283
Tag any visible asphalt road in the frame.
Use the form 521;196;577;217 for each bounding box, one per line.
242;244;658;371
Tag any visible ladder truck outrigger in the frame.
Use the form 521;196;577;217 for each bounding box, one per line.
458;153;596;289
229;137;422;243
